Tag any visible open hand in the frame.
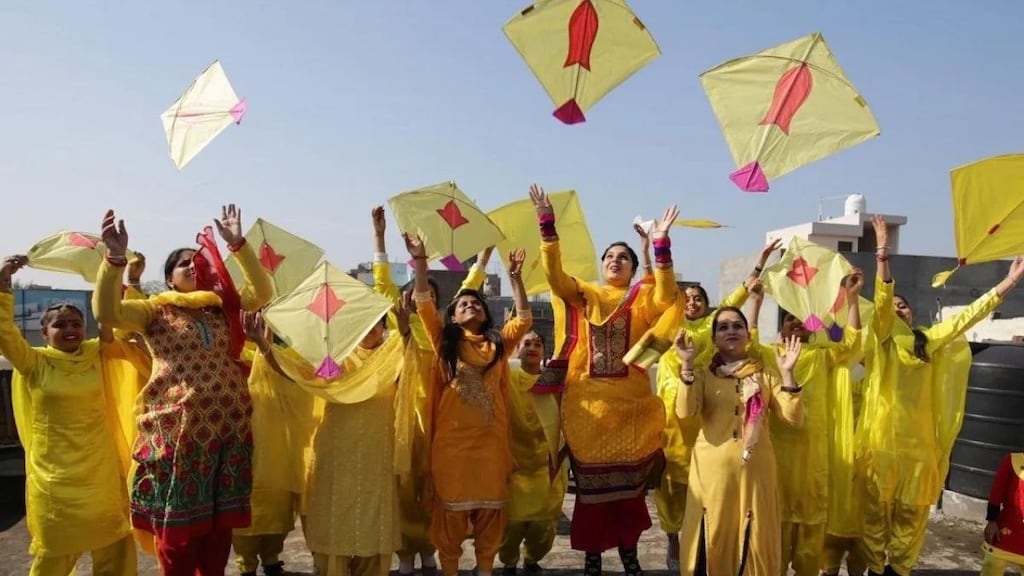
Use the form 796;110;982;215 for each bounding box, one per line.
100;210;129;257
1007;256;1024;285
372;206;386;236
242;310;271;346
529;183;553;217
871;215;888;247
214;204;245;248
508;248;526;279
776;335;803;372
403;233;427;259
673;329;697;365
651;205;679;239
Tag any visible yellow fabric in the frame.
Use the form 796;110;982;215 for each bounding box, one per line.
540;239;677;468
303;340;403;558
432;507;507;576
981;543;1024;575
762;237;854;335
313;553;390;576
233;533;287;574
499;519;557;565
821;534;866;575
274;333;404;405
506;368;568;522
858;498;929;576
2;292;134;558
234;488;296;537
750;327;860;526
699;32;880;187
654;478;687;533
26;230;137;283
225;217;326;299
934;153;1024;286
676;363;803;576
161;59;244;170
781;521;826;576
388;181;505;265
503;0;660;120
488;190;598;296
263;261;394;380
28;534;136;576
857;276;999;507
675;219;727;228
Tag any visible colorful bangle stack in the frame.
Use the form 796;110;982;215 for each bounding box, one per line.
876;245;889;263
538;213;557;240
653;237;672;264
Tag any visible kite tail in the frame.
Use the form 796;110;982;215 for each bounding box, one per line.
193;226;249;375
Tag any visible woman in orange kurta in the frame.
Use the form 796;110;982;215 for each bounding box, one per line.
530;184;681;576
405;235;533;576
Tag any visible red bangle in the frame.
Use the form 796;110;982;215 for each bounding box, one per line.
105;254;128;267
227;239;247;253
876;254;889;262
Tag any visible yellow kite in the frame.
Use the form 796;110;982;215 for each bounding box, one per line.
503;0;660;124
761;237;853;337
26;231;138;283
933;154;1024;287
224;218;324;299
488;190;598;295
700;32;880;192
388;181;505;271
633;215;728;230
161;60;247;170
262;261;394;382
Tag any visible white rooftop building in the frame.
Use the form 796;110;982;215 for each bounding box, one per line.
765;194;909;254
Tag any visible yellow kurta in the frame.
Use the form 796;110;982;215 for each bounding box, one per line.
675;364;803;576
1;293;131;558
540;239;677;500
507;367;568;522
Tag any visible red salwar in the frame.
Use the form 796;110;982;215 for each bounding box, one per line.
570;492;652;553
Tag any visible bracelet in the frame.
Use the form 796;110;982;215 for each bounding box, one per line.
412;256;427;261
105;254;128;267
753;266;763;273
538;213;557;240
412;290;433;303
227;239;247;253
876;245;889;251
680;369;695;384
876;254;889;263
780;385;802;394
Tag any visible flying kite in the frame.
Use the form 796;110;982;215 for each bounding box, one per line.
932;154;1024;287
224;218;325;299
387;181;505;271
262;261;394;381
761;237;853;339
503;0;660;124
488;190;598;295
700;32;880;192
161;60;247;170
26;231;138;283
633;215;728;231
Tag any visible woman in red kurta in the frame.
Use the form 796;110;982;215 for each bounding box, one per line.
982;452;1024;575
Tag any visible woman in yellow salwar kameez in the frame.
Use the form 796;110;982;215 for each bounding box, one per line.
369;206;490;576
499;331;569;575
857;216;1024;576
531;184;681;576
748;274;864;576
0;254;136;576
674;307;804;576
654;238;779;571
407;234;532;576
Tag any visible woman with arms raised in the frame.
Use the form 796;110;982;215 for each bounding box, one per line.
93;205;273;575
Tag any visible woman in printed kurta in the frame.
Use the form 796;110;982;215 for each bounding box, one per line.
369;206;489;575
93;205;273;575
407;234;532;576
0;255;136;576
531;184;680;576
674;307;804;576
499;331;568;574
748;274;863;576
857;216;1024;576
653;238;777;570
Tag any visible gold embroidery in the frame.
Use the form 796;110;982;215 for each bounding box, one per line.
453;361;494;418
590;315;630;377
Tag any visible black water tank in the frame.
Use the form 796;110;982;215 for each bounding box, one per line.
948;342;1024;499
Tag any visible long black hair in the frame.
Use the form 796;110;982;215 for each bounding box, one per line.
401;277;440;305
895;294;930;362
440;288;504;380
601;242;639;279
163;247;195;288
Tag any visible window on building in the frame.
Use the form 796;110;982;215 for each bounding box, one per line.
837;241;853;252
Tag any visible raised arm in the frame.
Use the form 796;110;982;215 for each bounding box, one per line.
404;233;443;351
633;222;653;279
233;241;274;311
94;210;153;332
871;216;895;341
501;249;533;351
648;204;681;313
672;330;704;420
769;336;804;426
461;246;493;292
0;256;39;374
531;184;588;305
370;206;401;304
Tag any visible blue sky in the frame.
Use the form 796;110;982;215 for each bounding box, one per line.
2;1;1021;295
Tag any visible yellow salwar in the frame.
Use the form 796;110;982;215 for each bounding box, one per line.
273;333;407;576
750;327;860;576
233;348;315;575
499;367;569;568
29;535;136;576
981;543;1024;576
675;362;803;576
415;291;531;576
654;284;749;534
857;277;1000;576
372;258;486;562
539;240;676;551
1;292;137;574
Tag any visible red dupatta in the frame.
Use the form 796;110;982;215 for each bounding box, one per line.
191;226;247;374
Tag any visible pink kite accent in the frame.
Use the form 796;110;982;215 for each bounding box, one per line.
67;233;98;249
729;161;769;192
802;314;825;332
759;63;812;135
553;99;586;125
439;254;465;271
258;241;286;274
307;285;345;322
315;356;342;379
230;98;248;124
564;0;599;70
786;256;818;287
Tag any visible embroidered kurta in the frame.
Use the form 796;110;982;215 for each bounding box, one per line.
92;245;272;542
507;367;568;522
416;296;531;511
1;293;133;557
675;365;803;576
540;239;677;502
